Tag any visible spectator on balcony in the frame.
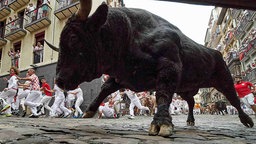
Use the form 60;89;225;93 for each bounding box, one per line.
58;0;65;9
33;42;44;64
14;50;20;68
8;17;16;32
8;48;15;67
42;0;50;17
234;75;256;115
26;3;36;22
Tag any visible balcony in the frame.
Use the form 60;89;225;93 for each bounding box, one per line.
231;9;241;19
0;1;11;19
234;26;245;39
54;0;79;20
0;27;7;46
4;17;26;41
239;38;256;61
8;0;29;11
226;51;239;66
24;4;51;33
244;68;256;83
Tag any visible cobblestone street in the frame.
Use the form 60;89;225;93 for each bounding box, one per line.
0;114;255;144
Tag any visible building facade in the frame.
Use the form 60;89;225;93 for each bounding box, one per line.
0;0;126;108
203;7;256;104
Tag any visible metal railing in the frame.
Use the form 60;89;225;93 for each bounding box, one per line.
226;51;238;64
244;68;256;83
55;0;79;10
24;4;52;26
5;17;23;36
0;0;8;8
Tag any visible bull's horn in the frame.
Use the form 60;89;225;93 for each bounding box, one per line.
44;39;59;52
77;0;92;20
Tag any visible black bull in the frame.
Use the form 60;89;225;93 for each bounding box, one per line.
45;3;254;137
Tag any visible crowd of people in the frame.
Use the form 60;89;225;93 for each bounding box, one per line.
0;68;256;119
0;67;84;118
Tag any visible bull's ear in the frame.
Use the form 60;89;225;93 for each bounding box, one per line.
87;3;108;30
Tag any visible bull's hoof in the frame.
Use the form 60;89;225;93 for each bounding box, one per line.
187;121;195;126
148;124;159;136
82;111;96;118
239;114;254;128
158;124;174;137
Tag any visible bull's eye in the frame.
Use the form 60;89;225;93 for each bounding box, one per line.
79;52;83;57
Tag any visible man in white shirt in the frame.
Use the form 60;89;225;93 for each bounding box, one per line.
125;89;150;119
0;67;19;117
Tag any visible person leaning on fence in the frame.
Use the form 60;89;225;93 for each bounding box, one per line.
8;48;15;66
234;75;256;115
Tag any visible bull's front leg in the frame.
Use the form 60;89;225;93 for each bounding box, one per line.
149;58;182;137
149;90;174;137
83;77;122;118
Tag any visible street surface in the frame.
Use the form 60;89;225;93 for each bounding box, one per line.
0;114;255;144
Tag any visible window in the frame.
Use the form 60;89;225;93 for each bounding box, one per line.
0;21;5;38
33;31;45;64
12;41;21;68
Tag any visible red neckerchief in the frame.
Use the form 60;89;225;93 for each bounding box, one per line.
10;73;15;77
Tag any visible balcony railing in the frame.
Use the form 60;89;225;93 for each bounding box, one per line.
4;17;26;41
24;4;51;32
234;10;254;39
239;38;256;60
226;51;239;66
231;9;241;19
8;0;29;11
54;0;79;20
244;68;256;83
0;0;11;19
0;27;7;46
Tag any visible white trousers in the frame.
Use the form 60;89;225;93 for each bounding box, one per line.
0;98;11;114
66;96;75;109
39;95;53;114
0;89;16;106
74;97;83;116
14;89;30;110
24;90;42;115
51;95;71;116
129;99;149;116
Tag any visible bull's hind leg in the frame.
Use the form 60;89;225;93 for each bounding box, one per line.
179;90;198;126
214;67;253;127
83;77;122;118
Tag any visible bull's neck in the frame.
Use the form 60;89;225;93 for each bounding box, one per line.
97;42;126;77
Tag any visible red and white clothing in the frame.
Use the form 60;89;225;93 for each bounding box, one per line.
41;82;52;97
66;89;76;109
0;75;18;115
125;89;150;117
73;87;84;117
234;81;256;108
24;74;42;116
51;84;71;117
13;81;31;111
30;74;40;91
234;81;254;98
98;102;115;118
37;82;53;114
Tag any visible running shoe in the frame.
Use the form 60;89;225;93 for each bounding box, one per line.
36;105;43;113
128;115;135;119
1;104;10;112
